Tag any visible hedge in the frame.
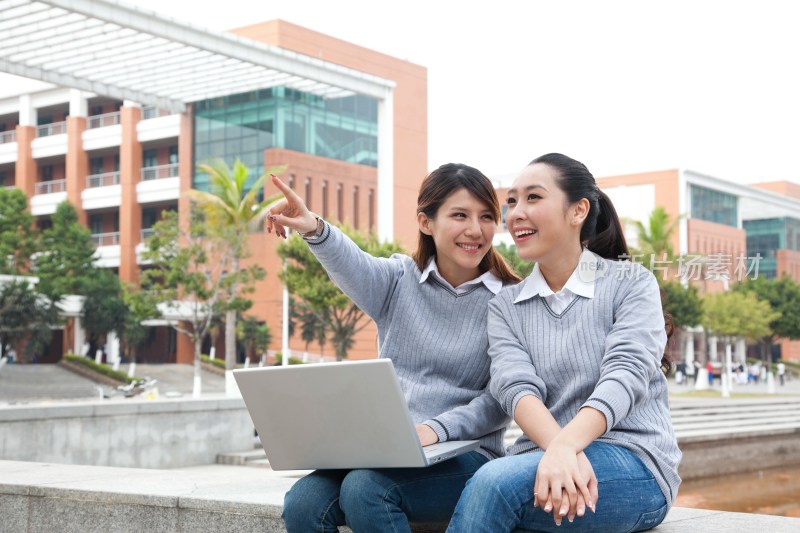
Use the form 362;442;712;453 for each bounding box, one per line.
64;353;137;384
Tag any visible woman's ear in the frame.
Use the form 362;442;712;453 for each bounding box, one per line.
571;198;590;226
418;212;433;235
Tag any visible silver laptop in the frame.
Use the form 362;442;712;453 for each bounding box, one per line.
233;359;480;470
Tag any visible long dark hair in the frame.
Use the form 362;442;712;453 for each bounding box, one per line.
412;163;521;284
529;153;673;375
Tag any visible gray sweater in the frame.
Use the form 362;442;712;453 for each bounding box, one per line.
488;258;681;505
305;221;510;459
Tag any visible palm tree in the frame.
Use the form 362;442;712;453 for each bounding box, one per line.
630;207;681;263
188;159;284;394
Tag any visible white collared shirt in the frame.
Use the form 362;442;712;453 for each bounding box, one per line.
514;248;604;313
419;256;503;295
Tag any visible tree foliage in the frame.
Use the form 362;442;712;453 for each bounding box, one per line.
629;207;680;262
495;242;534;278
140;210;239;395
0;280;60;362
236;314;272;363
81;269;128;352
278;226;404;360
660;281;703;329
0;188;38;274
35;201;97;299
701;291;779;341
732;276;800;341
187;159;282;372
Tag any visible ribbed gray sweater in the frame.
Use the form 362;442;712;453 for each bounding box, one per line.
488;258;681;505
305;221;510;459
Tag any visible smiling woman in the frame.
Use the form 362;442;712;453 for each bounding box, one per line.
264;163;521;532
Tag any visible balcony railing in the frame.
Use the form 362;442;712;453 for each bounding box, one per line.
35;179;66;195
141;227;156;241
0;130;16;144
141;106;172;120
141;163;179;181
91;232;120;247
88;111;121;129
86;171;121;188
36;121;67;137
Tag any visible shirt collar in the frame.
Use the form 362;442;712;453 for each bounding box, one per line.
419;256;503;295
514;248;604;304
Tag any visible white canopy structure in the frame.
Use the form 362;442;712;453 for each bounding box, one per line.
0;0;395;112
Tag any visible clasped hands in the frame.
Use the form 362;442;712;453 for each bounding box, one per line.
534;442;598;526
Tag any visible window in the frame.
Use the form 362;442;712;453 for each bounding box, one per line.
0;170;6;186
90;105;104;116
322;180;329;219
288;174;295;190
114;155;120;172
89;214;103;235
41;165;53;181
142;208;158;229
353;186;359;229
689;185;737;227
305;177;312;209
143;149;158;168
168;146;178;165
337;183;343;222
90;157;104;175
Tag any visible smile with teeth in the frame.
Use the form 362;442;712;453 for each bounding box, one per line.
514;229;537;238
457;243;481;251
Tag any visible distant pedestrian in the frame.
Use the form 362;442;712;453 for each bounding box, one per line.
777;361;786;386
707;360;714;386
750;362;761;385
693;360;701;384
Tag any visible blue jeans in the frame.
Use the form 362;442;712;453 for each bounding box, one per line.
282;450;489;533
447;442;668;533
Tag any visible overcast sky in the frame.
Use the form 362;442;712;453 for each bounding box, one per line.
6;0;800;186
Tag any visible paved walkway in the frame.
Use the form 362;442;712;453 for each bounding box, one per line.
0;362;225;405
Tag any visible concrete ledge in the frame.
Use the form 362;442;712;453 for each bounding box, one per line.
2;460;799;533
0;397;253;469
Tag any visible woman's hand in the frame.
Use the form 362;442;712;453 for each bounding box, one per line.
534;443;595;526
265;174;318;238
415;424;439;446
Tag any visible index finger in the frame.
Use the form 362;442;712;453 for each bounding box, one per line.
270;174;302;202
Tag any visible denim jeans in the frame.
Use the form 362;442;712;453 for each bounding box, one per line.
447;442;668;533
282;450;489;533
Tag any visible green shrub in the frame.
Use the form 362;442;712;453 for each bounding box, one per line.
64;353;137;383
274;352;304;365
200;354;226;369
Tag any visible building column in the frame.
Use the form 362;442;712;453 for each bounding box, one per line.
175;107;195;365
376;88;394;242
684;330;695;367
709;335;718;362
735;338;747;364
119;101;142;284
15;95;37;198
66;90;88;224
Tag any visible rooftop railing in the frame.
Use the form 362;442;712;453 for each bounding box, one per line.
141;106;172;120
87;111;121;129
35;179;66;195
141;163;179;181
36;121;67;137
0;130;16;144
86;171;121;188
91;232;120;247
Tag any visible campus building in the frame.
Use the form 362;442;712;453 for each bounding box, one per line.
493;168;800;361
0;1;427;363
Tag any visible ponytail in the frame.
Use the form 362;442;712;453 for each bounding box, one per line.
585;190;629;260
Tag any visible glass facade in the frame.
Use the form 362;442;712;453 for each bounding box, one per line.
743;217;800;279
193;87;378;191
689;185;738;227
